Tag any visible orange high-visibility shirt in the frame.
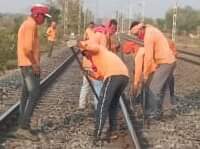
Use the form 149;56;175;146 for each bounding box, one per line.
134;40;176;85
80;41;129;80
143;25;176;78
46;26;57;42
17;17;40;66
134;47;157;86
82;57;103;80
94;30;117;51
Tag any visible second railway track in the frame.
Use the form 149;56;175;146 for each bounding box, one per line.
177;49;200;66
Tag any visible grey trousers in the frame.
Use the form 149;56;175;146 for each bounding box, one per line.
48;41;55;57
19;67;40;129
146;62;176;116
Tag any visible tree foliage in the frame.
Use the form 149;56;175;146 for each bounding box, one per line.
0;14;25;70
164;6;200;34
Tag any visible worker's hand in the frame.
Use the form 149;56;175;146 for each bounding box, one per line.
32;64;40;75
67;40;77;48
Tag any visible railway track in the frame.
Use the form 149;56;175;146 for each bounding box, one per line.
118;33;200;66
0;48;142;149
0;49;78;131
0;48;73;117
177;49;200;66
0;39;199;149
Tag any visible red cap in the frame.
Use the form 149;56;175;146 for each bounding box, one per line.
31;4;51;18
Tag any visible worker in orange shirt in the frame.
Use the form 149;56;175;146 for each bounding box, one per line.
130;21;176;120
79;20;119;110
122;41;156;98
46;21;57;57
122;39;177;106
16;4;51;140
79;22;104;110
94;19;120;53
76;38;129;145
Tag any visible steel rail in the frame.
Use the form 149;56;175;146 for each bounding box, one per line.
118;33;200;66
0;50;79;124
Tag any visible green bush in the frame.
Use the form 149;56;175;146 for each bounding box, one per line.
0;29;17;70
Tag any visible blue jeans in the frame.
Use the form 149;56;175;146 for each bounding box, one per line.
19;67;40;129
92;80;103;109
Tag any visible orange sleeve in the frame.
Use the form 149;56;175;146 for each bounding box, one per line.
143;30;154;79
46;27;51;35
24;23;36;56
134;48;144;86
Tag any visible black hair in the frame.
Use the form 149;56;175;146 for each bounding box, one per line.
109;19;118;26
130;21;140;29
89;21;95;25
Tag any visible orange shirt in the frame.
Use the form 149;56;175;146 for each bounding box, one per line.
134;39;176;86
143;25;176;78
94;29;117;52
80;41;129;80
46;26;57;42
82;28;105;80
82;57;103;80
17;17;40;66
134;47;157;86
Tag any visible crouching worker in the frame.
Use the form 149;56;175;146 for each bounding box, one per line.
16;4;51;140
122;41;156;103
122;41;156;113
78;39;129;145
78;21;103;110
79;55;103;110
130;21;176;120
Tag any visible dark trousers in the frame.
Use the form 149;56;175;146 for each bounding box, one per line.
48;41;55;57
95;75;129;138
146;62;176;117
19;67;40;129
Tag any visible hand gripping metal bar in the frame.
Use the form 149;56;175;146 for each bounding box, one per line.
70;47;100;102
